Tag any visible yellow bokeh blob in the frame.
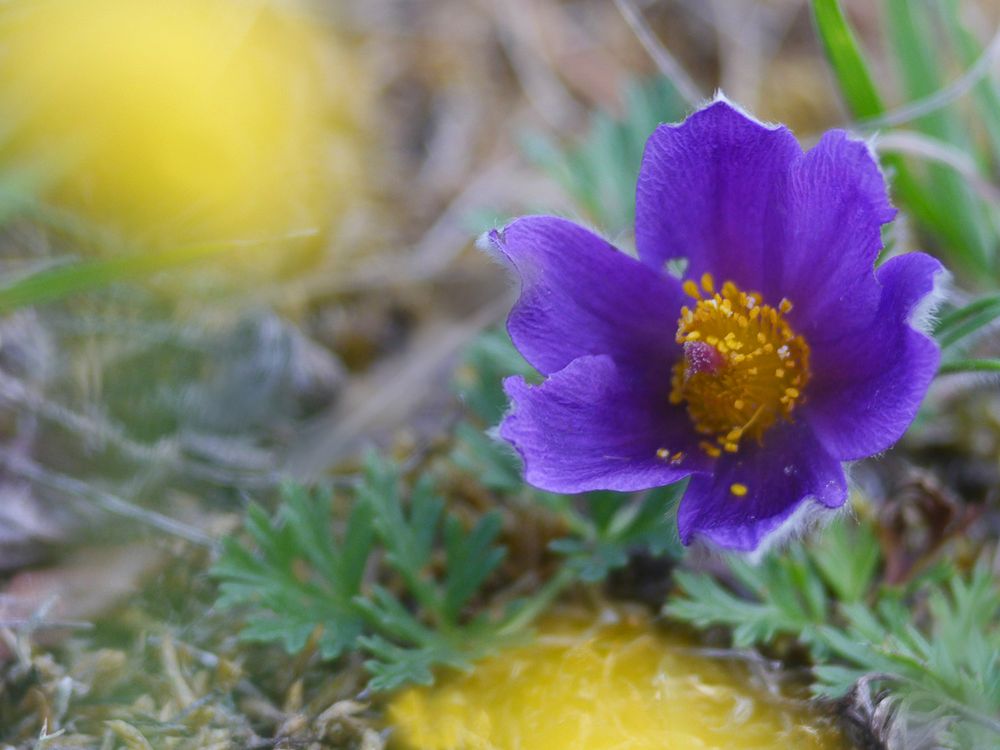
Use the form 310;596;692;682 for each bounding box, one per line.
0;0;366;255
388;609;847;750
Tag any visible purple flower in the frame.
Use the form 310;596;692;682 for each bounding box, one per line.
487;97;943;552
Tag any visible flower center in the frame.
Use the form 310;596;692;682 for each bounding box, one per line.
669;273;810;458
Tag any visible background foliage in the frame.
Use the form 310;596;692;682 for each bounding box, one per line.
0;1;999;749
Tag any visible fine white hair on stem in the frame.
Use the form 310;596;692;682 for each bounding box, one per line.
612;0;703;107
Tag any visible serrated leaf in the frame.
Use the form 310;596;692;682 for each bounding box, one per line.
443;512;506;621
215;446;539;694
211;484;372;661
551;484;683;582
667;523;1000;747
360;635;471;693
811;516;881;603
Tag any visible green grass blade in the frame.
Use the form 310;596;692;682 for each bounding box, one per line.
810;0;885;118
938;358;1000;375
885;0;995;275
937;0;1000;163
934;294;1000;348
0;239;250;313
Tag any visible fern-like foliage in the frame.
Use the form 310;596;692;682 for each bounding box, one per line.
214;454;526;692
214;485;372;660
549;487;684;582
666;516;1000;748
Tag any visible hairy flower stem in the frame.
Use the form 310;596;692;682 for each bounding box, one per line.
497;567;578;638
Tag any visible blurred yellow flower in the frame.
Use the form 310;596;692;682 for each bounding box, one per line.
388;609;846;750
0;0;367;256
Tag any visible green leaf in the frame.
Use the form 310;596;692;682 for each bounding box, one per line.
812;664;869;697
359;635;471;693
934;294;1000;348
810;0;885;118
552;484;684;582
443;512;506;622
211;487;372;660
810;516;881;602
938;358;1000;375
215;450;544;693
884;0;995;275
666;568;800;648
666;526;1000;746
354;586;440;647
937;0;1000;161
0;239;250;313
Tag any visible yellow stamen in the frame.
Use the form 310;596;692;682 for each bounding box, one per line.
699;441;722;458
700;272;715;294
669;280;810;459
683;280;702;300
730;483;748;497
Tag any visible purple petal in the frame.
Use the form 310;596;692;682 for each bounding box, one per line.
805;252;943;461
677;421;847;551
499;355;707;494
486;216;686;376
771;130;897;336
635;98;801;291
